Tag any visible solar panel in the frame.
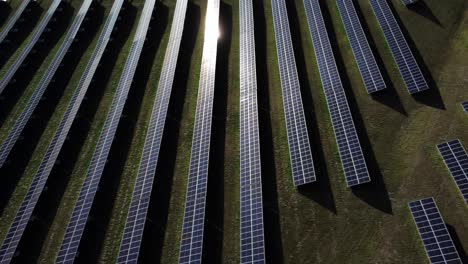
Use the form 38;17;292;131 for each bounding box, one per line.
336;0;386;94
0;0;32;44
116;0;188;263
178;0;219;263
239;0;265;263
0;0;63;95
461;102;468;113
369;0;428;94
0;0;93;169
408;198;462;264
401;0;419;6
271;0;316;186
437;140;468;203
0;0;108;262
303;0;370;187
55;1;157;263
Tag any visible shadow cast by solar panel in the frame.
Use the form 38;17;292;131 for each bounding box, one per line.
351;0;407;116
407;1;442;27
138;2;200;263
199;2;232;263
0;1;42;68
385;0;445;110
2;4;107;263
446;224;468;263
73;4;168;264
252;1;285;262
319;0;392;214
0;1;11;29
0;1;73;128
0;1;97;217
286;0;337;214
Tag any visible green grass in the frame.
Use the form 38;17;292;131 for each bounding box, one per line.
0;0;467;263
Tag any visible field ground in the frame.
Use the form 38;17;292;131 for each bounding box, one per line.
0;0;467;263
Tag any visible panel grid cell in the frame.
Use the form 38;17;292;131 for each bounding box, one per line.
55;1;157;263
116;0;188;263
239;0;265;263
178;1;219;263
0;0;63;95
303;0;370;187
369;0;428;94
408;198;462;264
271;0;316;186
0;0;32;44
437;140;468;203
336;0;386;94
0;0;107;262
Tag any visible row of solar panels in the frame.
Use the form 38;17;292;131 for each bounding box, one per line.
0;0;463;263
408;139;467;264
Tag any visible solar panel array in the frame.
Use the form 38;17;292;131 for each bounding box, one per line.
303;0;370;187
55;1;157;262
0;1;124;263
0;0;32;44
369;0;428;94
336;0;386;94
271;0;316;186
462;102;468;113
437;140;468;203
178;0;219;262
239;0;265;263
0;0;93;169
0;0;63;95
408;198;462;264
116;0;188;262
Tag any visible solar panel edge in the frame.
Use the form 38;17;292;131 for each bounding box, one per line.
271;0;317;187
55;1;157;262
303;0;371;188
115;0;188;262
239;0;266;262
369;0;429;94
437;139;468;204
178;1;219;263
335;0;386;94
408;197;463;263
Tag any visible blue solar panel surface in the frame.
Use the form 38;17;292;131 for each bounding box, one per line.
409;198;462;264
462;102;468;113
55;1;156;262
303;0;370;187
0;0;32;44
401;0;419;6
271;0;316;186
239;0;265;263
369;0;428;94
178;0;219;263
0;0;92;169
116;0;188;263
437;140;468;203
0;0;101;262
0;0;63;95
336;0;386;94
